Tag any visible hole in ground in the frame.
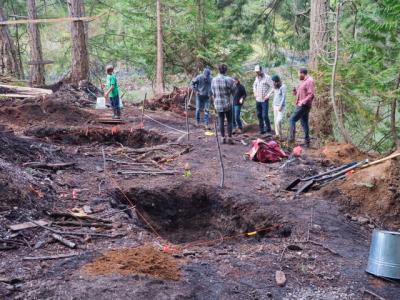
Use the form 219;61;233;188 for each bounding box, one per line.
117;183;290;244
25;127;168;148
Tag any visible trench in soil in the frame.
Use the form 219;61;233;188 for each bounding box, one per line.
25;127;168;148
117;184;289;244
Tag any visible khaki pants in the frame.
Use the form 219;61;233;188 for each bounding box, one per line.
273;105;285;138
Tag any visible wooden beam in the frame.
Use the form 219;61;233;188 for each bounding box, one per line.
27;60;54;65
0;84;52;95
0;14;103;26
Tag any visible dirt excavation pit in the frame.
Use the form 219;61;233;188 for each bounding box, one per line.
83;244;181;281
26;127;168;148
120;183;288;244
325;157;400;229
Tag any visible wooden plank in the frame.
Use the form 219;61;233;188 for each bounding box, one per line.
0;14;102;26
7;220;48;231
0;93;37;98
27;60;54;65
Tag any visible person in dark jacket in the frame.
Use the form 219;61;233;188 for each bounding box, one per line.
191;67;212;128
232;77;247;133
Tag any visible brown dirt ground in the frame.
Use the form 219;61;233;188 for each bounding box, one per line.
324;158;400;229
83;244;181;281
0;90;399;299
306;142;369;164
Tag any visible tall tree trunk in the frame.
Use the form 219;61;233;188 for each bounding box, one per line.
0;8;23;79
67;0;89;83
330;1;352;144
155;0;165;95
391;74;400;149
27;0;45;86
309;0;329;69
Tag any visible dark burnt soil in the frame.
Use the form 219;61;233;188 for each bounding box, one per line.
26;127;168;148
118;183;288;244
0;104;399;299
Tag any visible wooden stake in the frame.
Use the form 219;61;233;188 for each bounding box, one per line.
141;92;147;127
214;119;225;188
23;253;80;261
185;95;190;141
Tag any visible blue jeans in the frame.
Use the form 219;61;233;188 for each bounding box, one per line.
195;95;209;125
288;105;311;143
256;101;271;133
110;95;120;109
233;105;243;129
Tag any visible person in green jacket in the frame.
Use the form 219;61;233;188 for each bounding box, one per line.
104;65;121;119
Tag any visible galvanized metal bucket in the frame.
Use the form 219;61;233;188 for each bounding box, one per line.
366;229;400;279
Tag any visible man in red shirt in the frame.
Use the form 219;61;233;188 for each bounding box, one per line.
288;68;315;147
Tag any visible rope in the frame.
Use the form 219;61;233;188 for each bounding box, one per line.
143;114;187;134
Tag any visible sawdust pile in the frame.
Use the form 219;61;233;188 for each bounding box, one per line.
83;244;181;281
324;157;400;229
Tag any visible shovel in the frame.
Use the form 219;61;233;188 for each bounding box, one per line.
285;160;359;191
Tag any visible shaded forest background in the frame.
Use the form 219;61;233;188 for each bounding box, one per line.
0;0;399;153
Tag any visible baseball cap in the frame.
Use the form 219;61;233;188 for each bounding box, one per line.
271;75;280;82
254;65;262;72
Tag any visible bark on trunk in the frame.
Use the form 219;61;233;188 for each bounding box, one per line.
27;0;45;86
67;0;89;83
155;0;165;95
330;1;353;144
391;74;400;149
309;0;329;70
0;8;23;79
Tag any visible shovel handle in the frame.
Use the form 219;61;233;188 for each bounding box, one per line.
360;152;400;169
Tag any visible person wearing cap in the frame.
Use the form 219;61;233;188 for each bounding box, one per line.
191;67;212;129
271;75;286;139
103;65;121;119
232;76;247;134
211;64;235;144
288;67;315;147
253;65;273;134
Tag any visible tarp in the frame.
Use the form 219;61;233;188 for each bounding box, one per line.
246;139;288;163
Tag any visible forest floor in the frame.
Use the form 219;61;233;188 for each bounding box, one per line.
0;87;399;300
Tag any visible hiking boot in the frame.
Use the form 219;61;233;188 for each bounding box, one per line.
237;128;243;134
222;137;227;144
205;124;211;131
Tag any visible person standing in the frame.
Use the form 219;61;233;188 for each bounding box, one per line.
288;68;315;147
271;75;286;139
253;65;273;134
191;67;212;128
232;77;247;134
103;65;121;119
211;64;235;144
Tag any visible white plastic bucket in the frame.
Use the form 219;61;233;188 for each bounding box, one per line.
96;97;106;109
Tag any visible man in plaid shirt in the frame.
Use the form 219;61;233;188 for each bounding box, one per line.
211;64;235;144
253;65;273;134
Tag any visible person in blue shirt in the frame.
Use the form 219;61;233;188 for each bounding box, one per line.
191;67;212;129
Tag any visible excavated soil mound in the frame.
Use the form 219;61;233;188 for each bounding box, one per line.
146;87;191;115
324;157;400;229
27;127;168;148
83;244;181;281
0;130;63;164
0;98;95;127
307;143;367;164
118;183;287;244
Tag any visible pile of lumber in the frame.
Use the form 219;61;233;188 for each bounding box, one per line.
0;83;53;98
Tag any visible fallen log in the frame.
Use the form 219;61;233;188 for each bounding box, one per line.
0;84;52;95
23;253;80;261
117;170;178;176
23;162;76;170
51;233;76;249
